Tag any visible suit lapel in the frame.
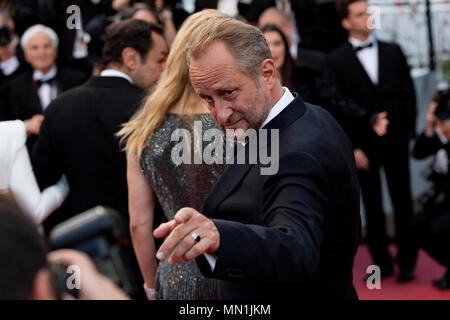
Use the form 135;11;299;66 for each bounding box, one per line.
203;145;253;217
28;78;44;113
377;41;387;87
202;94;307;217
345;43;376;88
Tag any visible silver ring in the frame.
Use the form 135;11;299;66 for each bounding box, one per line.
191;232;201;243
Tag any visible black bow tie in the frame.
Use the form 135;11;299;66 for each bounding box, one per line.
354;42;373;52
36;76;56;87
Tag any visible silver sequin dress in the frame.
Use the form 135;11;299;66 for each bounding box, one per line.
140;113;227;300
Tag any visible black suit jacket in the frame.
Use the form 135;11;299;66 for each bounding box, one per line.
32;77;145;232
197;95;361;300
328;40;417;161
2;68;85;121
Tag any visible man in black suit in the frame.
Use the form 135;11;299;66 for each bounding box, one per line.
153;16;361;299
328;0;417;282
32;20;168;233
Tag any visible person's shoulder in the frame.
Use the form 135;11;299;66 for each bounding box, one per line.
328;42;351;58
44;83;91;118
376;39;404;55
0;120;26;146
7;68;31;87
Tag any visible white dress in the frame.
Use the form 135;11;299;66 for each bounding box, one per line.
0;120;69;223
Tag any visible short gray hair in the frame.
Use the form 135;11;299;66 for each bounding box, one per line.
187;16;272;81
21;24;59;51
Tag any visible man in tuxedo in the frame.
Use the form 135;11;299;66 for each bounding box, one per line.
32;20;168;233
153;16;361;299
328;0;418;281
2;24;85;145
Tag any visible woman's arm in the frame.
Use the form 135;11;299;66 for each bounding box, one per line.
9;143;69;224
127;154;158;299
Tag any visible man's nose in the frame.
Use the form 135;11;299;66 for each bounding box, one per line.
215;101;233;124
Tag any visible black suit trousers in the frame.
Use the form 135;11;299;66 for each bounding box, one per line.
358;141;417;271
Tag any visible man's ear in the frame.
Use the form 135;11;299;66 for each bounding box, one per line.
29;268;56;300
121;47;139;71
341;18;351;31
260;59;277;87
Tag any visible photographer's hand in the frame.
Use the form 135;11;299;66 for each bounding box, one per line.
425;102;438;136
48;249;130;300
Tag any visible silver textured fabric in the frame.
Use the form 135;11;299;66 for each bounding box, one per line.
140;113;227;300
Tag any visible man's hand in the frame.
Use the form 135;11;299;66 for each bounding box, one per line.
26;114;44;136
425;101;438;136
372;111;389;136
48;249;130;300
154;207;220;265
354;148;370;170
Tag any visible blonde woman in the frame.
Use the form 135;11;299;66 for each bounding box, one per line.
118;10;228;300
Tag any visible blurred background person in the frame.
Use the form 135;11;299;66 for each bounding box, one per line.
0;12;26;89
118;9;228;300
115;5;177;49
0;196;128;300
328;0;417;282
0;120;68;224
410;88;450;290
2;24;85;150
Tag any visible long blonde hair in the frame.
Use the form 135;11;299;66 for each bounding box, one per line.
118;9;228;158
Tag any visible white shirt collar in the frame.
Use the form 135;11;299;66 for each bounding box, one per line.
33;66;57;81
348;34;376;48
0;56;20;76
261;86;295;129
100;69;133;84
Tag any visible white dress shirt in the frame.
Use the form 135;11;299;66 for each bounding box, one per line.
204;87;295;271
0;120;69;223
349;34;379;85
0;55;20;76
100;69;133;84
33;66;58;111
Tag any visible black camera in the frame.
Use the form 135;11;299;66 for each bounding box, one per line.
0;24;11;47
49;206;143;299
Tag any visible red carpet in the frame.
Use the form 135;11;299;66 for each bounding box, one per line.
353;244;450;300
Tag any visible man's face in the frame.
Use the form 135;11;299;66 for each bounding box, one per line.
25;32;57;73
343;1;372;37
258;13;292;48
189;42;272;135
133;31;167;90
263;31;286;71
437;119;450;139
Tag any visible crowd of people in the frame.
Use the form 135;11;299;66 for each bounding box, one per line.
0;0;449;300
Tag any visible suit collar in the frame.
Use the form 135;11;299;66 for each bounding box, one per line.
85;76;140;89
202;94;307;217
260;87;294;128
